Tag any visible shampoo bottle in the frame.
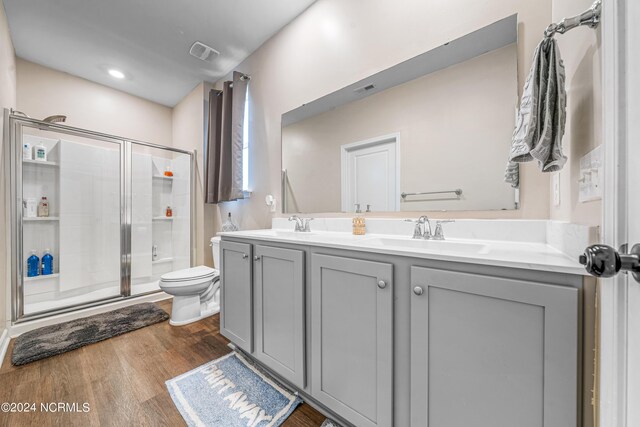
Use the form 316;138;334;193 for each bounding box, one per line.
23;142;32;160
42;249;54;275
38;197;49;217
34;144;47;161
27;250;40;277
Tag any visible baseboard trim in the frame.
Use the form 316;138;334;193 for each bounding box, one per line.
10;292;172;337
0;329;9;369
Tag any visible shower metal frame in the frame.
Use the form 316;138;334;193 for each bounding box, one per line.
4;109;196;323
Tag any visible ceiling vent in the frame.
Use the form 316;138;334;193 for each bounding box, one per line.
189;41;220;62
353;84;375;94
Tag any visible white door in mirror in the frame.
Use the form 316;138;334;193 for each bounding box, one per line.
341;135;399;212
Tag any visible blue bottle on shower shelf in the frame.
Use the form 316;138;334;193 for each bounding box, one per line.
42;249;54;275
27;250;39;277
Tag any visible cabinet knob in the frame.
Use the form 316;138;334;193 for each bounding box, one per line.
242;253;248;259
377;280;387;289
254;255;261;261
413;286;424;296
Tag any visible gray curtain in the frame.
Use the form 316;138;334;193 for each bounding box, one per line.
204;71;248;203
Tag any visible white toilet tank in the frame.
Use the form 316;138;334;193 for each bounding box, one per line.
211;236;221;269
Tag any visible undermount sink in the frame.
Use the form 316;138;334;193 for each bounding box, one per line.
363;237;490;255
256;229;319;237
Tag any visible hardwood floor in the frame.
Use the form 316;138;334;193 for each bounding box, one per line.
0;300;325;427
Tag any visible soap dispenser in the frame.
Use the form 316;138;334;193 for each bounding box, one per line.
222;212;239;232
352;204;366;235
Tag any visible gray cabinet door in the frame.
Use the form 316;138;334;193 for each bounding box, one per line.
254;245;306;388
220;240;253;353
311;254;393;427
410;267;579;427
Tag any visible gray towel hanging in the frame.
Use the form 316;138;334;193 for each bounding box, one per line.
505;37;567;186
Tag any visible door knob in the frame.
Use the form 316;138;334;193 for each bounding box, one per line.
377;280;387;289
579;244;640;281
413;286;424;296
254;256;261;261
242;253;248;259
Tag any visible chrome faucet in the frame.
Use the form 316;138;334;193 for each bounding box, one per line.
406;215;433;239
289;215;314;232
433;220;455;240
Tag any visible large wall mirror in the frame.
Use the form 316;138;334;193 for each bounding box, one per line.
282;15;519;214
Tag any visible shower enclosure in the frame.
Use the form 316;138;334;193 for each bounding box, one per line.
4;110;194;322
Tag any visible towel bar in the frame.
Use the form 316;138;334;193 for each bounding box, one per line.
401;189;462;200
544;0;601;38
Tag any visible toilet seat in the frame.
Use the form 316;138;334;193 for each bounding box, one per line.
160;266;217;288
161;266;216;282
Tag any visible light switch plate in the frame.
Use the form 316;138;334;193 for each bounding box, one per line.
578;145;603;202
552;173;561;206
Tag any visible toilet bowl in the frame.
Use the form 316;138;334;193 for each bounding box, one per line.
159;238;222;326
159;265;220;326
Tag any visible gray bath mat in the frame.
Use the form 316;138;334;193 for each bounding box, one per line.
12;302;169;365
167;351;302;426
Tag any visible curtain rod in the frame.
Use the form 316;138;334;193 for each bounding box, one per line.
544;0;601;38
226;73;251;88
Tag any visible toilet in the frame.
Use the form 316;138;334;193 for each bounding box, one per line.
158;237;222;326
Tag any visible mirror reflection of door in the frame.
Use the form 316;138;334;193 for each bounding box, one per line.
341;134;399;212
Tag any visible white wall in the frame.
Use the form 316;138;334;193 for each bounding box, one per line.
549;0;602;227
171;82;219;267
210;0;555;234
0;2;17;335
16;59;173;147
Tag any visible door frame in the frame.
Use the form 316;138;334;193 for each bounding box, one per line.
340;133;401;212
600;0;638;425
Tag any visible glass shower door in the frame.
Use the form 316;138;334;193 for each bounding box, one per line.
130;142;192;296
18;124;124;316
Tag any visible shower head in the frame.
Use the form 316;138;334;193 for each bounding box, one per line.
42;115;67;123
10;110;67;124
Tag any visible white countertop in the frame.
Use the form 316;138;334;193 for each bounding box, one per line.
218;227;588;276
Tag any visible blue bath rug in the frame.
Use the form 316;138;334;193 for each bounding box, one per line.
166;351;302;427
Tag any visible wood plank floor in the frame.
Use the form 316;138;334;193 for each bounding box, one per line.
0;300;325;427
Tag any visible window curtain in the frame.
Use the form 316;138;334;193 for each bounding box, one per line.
205;71;248;203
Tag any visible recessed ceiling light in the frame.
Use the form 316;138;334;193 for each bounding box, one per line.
108;69;125;79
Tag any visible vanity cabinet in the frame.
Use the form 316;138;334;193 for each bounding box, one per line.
410;267;579;427
220;240;253;352
220;236;585;427
253;245;306;389
220;241;307;387
310;254;393;427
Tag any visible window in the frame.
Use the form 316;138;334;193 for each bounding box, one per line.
242;87;249;192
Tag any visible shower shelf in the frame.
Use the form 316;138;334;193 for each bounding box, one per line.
152;257;173;264
152;217;173;221
23;217;60;222
23;159;59;167
153;175;173;181
24;273;60;282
